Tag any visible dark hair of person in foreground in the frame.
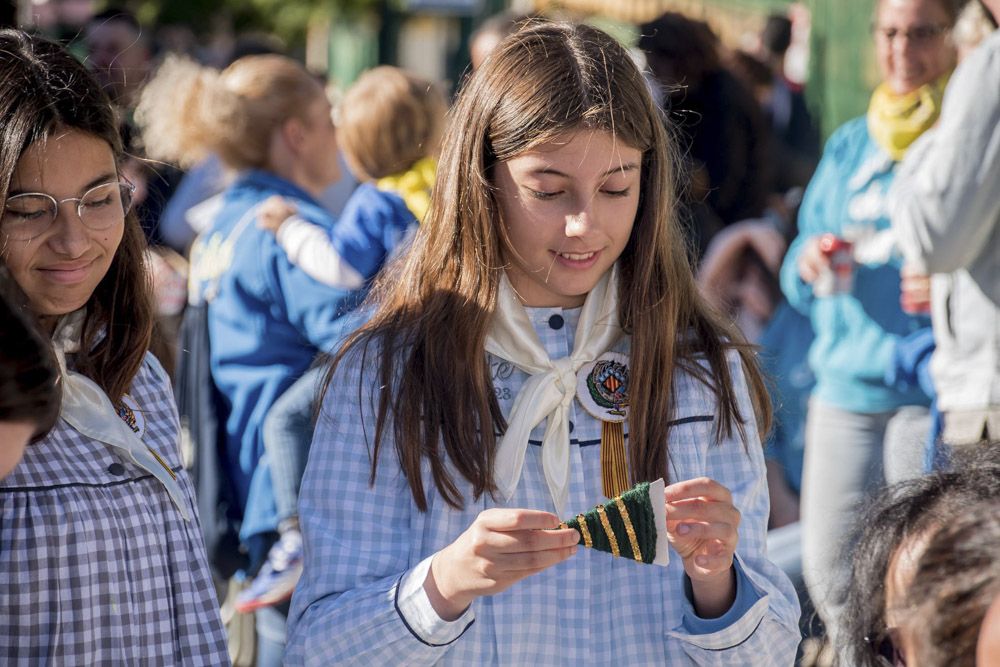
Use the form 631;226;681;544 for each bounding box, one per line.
841;445;1000;667
0;266;61;442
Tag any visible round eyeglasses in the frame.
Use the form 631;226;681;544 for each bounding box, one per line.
1;180;136;242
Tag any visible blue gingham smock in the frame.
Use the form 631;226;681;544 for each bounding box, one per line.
287;307;801;665
0;353;229;665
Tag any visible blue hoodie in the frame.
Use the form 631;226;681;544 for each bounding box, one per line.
188;170;363;542
780;117;931;413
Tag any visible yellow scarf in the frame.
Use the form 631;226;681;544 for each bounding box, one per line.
867;73;950;161
376;156;437;222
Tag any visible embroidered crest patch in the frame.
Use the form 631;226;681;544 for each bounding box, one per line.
116;394;145;438
577;352;630;423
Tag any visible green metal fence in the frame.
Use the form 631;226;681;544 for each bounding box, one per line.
702;0;878;140
804;0;878;140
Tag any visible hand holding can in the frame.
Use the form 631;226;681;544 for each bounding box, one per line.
812;233;854;297
900;264;932;314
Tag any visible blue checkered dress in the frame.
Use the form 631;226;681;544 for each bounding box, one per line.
286;307;801;665
0;353;229;665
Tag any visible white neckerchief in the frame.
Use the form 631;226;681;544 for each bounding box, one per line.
485;266;623;515
52;312;190;520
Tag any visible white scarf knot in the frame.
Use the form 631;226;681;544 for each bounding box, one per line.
552;359;577;399
52;311;190;520
485;266;623;515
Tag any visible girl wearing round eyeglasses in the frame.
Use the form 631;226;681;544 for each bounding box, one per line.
0;30;228;663
778;0;964;653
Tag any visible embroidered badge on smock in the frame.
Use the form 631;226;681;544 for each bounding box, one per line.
115;395;178;480
577;352;630;498
116;394;145;438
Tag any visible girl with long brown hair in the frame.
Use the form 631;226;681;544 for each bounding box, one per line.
286;22;799;665
0;29;227;662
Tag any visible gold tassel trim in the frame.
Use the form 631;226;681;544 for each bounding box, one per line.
148;446;177;480
601;420;629;498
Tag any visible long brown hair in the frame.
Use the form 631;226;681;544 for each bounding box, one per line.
330;21;771;511
0;29;153;402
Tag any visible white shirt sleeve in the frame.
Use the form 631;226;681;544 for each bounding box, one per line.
275;216;365;289
396;555;476;645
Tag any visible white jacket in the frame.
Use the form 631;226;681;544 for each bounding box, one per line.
890;30;1000;419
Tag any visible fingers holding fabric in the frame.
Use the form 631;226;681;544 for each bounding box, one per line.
424;508;579;620
664;477;740;581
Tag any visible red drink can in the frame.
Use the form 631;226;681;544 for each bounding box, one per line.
816;233;854;296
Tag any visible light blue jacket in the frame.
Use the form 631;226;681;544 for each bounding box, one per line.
780;117;931;413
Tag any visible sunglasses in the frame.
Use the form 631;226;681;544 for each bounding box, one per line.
873;23;950;46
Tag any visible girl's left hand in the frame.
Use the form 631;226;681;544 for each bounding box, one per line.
664;477;741;617
664;477;740;581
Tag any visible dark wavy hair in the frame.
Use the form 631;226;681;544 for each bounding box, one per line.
841;446;1000;667
0;266;60;440
904;500;1000;667
0;29;152;401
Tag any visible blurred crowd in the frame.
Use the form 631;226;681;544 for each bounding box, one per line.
1;1;999;666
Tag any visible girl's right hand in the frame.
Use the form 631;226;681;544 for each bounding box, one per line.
424;509;580;620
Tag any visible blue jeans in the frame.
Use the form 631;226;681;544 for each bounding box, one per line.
255;605;286;667
263;366;323;524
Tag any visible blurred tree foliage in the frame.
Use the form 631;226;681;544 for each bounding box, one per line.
119;0;386;46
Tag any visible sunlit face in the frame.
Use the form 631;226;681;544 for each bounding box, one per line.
493;129;642;308
875;0;956;94
0;421;32;480
1;130;125;325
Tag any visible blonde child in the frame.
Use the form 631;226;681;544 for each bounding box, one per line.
258;66;446;288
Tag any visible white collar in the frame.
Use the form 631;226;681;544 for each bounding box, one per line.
485;266;623;514
52;312;190;520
